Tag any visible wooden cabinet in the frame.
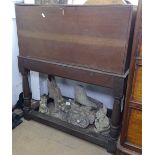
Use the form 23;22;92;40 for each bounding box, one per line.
116;0;142;154
15;4;136;153
16;4;134;75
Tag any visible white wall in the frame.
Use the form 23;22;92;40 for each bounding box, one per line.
12;18;22;105
68;0;87;4
12;0;23;106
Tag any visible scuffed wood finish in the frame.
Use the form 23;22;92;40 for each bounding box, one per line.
16;4;134;75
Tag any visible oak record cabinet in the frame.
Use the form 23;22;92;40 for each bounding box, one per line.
15;3;136;154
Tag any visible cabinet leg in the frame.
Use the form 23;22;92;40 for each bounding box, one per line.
21;69;31;119
110;97;121;139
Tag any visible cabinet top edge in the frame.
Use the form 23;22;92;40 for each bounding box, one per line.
15;3;134;8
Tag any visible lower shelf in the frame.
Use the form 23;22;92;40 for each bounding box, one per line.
25;110;117;154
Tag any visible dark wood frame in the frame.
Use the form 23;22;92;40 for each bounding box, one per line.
19;56;127;154
15;4;136;154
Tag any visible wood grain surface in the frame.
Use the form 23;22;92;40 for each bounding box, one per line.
126;109;142;146
16;4;134;75
132;66;142;102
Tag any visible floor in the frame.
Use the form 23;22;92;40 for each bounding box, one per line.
13;120;112;155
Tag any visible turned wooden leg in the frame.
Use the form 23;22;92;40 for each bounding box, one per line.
110;97;122;139
21;68;31;114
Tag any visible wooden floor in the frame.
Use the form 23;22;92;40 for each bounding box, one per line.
13;120;112;155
